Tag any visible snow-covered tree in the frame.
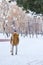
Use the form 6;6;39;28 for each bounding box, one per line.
0;0;43;37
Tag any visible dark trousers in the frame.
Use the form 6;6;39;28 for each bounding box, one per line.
11;45;17;55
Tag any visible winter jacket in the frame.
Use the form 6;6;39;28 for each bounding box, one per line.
10;32;19;46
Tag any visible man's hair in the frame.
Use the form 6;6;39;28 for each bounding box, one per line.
14;30;17;32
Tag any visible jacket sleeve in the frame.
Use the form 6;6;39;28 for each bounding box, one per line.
10;36;12;44
17;34;19;43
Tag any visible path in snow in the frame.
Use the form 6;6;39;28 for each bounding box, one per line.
0;34;43;65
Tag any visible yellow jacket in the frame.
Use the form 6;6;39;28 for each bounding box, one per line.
10;32;19;46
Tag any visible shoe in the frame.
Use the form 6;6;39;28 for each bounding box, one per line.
11;53;13;55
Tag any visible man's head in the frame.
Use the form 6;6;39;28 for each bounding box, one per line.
14;30;17;32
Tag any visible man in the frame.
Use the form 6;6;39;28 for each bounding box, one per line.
10;30;19;55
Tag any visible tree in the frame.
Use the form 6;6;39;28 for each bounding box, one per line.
0;0;9;36
16;0;43;14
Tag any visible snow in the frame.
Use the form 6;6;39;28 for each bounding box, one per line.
0;34;43;65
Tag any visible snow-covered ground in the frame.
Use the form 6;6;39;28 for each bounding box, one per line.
0;34;43;65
